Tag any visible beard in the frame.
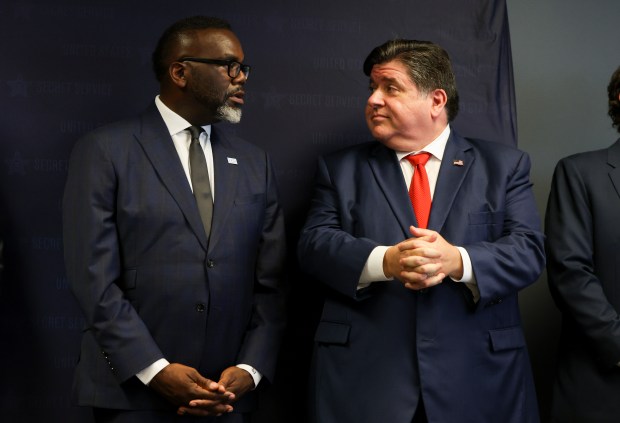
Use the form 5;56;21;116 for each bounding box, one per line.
188;74;243;124
216;102;242;124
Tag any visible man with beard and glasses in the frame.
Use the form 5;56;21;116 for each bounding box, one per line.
62;16;287;423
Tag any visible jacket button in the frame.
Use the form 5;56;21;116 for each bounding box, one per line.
195;303;206;312
207;260;215;268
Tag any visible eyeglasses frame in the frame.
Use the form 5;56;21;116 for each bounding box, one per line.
178;57;251;79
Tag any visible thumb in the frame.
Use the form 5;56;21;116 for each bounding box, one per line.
191;371;218;391
409;225;437;241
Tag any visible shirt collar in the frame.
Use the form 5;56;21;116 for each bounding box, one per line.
395;125;451;162
154;95;212;139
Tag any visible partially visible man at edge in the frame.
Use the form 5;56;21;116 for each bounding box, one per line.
62;16;287;422
545;65;620;423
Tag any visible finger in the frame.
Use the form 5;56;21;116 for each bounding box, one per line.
187;385;232;402
409;225;437;240
399;269;428;285
403;277;444;290
400;270;445;289
186;400;234;414
192;386;236;401
177;403;232;417
193;374;225;392
399;255;441;271
422;263;443;276
421;272;446;286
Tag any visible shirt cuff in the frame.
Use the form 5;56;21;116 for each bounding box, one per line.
358;245;392;289
136;358;170;385
236;364;262;389
453;246;480;302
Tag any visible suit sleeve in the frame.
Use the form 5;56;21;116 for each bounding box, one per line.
63;134;163;383
545;158;620;366
463;151;545;304
297;156;378;299
235;153;287;382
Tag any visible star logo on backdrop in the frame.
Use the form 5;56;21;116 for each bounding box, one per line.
7;76;29;97
5;152;29;175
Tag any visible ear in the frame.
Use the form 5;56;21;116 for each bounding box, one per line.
169;62;188;88
429;89;448;118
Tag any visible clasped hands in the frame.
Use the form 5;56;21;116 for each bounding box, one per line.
383;226;463;290
149;362;254;417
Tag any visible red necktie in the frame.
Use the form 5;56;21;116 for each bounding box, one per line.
405;152;432;229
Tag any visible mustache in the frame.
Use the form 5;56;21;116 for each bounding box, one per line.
226;88;244;98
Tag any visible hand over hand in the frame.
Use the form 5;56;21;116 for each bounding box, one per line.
384;226;463;290
149;363;235;417
177;366;255;416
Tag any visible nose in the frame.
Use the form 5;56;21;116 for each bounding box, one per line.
233;68;249;84
367;89;383;109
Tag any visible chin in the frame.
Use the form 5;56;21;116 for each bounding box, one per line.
369;128;389;143
217;105;242;124
368;132;402;150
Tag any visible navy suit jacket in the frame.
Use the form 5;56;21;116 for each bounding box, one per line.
62;104;287;413
298;131;544;423
546;138;620;422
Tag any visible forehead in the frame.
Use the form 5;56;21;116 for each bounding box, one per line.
179;28;244;59
369;60;412;85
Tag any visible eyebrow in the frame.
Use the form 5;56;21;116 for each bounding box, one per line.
370;75;401;86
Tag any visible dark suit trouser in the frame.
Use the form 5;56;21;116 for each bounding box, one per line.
412;395;428;423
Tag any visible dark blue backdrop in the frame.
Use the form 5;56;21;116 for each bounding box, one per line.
0;1;516;421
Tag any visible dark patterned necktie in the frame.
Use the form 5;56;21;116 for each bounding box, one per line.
188;125;213;238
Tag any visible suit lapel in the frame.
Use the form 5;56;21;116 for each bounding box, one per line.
428;132;474;232
368;143;414;237
607;138;620;199
208;128;239;251
136;106;209;251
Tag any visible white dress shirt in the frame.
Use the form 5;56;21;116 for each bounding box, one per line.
358;125;480;301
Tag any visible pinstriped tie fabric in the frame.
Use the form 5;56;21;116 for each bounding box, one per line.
188;125;213;238
405;152;432;229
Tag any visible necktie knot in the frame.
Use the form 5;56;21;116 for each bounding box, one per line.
188;125;204;142
406;152;431;167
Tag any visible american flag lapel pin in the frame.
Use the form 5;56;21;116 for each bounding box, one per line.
227;157;238;165
452;159;464;166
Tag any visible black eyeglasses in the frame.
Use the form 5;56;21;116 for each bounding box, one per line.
178;57;251;79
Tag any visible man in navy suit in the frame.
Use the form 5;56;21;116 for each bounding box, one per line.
63;16;287;422
545;66;620;423
298;39;544;422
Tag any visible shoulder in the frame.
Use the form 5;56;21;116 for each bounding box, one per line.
556;147;609;167
454;134;531;176
212;126;267;156
462;135;525;158
70;115;142;158
552;144;617;182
